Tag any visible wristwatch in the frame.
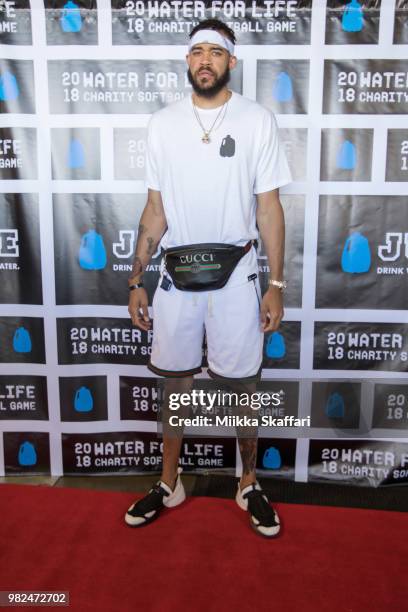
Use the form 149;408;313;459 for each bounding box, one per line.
269;279;288;291
128;282;144;291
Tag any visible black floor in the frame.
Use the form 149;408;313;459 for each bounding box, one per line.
2;474;407;512
193;475;408;512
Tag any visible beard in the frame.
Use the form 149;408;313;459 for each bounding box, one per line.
187;65;231;99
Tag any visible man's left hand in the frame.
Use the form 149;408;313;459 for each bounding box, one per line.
260;287;284;332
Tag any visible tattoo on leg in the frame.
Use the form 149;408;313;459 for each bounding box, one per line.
238;438;257;476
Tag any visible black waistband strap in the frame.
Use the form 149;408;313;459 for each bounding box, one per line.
163;239;258;256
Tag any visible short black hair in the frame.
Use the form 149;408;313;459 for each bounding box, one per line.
189;18;236;45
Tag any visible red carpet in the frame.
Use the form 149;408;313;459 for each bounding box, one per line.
1;483;407;612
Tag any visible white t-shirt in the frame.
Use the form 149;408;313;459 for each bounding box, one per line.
145;91;292;251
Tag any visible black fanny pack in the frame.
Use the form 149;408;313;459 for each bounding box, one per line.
164;240;256;292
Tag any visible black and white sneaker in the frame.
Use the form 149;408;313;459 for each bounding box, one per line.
236;481;281;538
125;467;185;527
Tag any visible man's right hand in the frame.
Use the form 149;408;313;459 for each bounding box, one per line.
128;288;151;331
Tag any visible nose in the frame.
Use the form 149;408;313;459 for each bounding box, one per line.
199;50;213;65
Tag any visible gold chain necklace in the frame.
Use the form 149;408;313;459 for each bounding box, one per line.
192;91;231;144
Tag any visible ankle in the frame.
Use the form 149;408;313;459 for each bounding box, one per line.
161;471;178;491
240;475;257;491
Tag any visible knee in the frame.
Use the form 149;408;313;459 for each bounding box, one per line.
164;375;194;395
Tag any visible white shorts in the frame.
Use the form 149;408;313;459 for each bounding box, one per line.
147;248;264;380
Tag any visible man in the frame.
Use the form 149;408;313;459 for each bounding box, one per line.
125;18;292;537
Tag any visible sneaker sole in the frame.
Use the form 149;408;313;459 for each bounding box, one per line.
236;490;281;538
249;517;281;539
125;482;186;527
125;509;163;528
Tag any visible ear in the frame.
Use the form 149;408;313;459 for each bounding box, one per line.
229;55;238;70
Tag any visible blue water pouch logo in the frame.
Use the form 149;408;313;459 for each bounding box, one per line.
68;138;85;168
60;1;83;33
341;232;371;274
336;140;356;170
78;229;107;270
18;441;37;466
13;327;32;353
325;392;345;419
74;386;94;412
263;447;282;469
266;332;286;359
0;71;19;101
272;71;293;103
342;0;364;32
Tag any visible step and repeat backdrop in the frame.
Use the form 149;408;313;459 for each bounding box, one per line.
1;0;408;487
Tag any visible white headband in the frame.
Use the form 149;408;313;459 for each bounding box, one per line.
188;29;235;56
